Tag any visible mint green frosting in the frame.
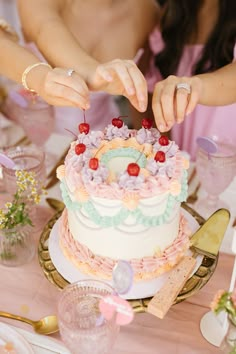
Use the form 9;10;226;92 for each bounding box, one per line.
60;169;188;228
100;147;147;168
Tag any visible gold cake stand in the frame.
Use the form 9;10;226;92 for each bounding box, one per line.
38;202;218;313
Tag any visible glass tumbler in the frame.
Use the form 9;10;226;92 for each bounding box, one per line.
58;279;120;354
2;145;46;195
2;145;46;229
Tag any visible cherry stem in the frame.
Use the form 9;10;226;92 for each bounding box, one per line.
83;109;86;123
94;144;105;158
64;128;77;138
135;148;144;164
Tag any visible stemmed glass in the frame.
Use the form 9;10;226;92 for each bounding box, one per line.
3;85;55;169
58;279;120;354
195;139;236;218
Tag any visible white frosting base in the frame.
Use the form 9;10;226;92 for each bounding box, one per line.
67;193;180;259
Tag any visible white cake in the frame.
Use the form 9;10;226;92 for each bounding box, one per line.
57;118;190;281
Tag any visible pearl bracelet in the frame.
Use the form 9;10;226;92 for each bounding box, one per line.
21;62;52;92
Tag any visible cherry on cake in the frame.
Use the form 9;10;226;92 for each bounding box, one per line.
56;118;190;281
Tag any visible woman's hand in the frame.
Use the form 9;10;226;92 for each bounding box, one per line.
152;75;203;132
34;67;90;110
87;59;148;113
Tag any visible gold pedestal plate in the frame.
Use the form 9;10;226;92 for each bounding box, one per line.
38;201;218;313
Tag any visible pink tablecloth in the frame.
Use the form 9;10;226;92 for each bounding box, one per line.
0;198;233;353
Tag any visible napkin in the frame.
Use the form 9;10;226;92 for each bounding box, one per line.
11;324;71;354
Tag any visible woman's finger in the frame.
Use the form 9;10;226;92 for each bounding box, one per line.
43;81;90;109
152;82;169;132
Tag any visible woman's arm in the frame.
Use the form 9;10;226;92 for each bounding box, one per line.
0;26;89;108
152;62;236;132
17;0;148;112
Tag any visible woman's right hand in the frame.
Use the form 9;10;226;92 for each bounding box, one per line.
32;67;90;110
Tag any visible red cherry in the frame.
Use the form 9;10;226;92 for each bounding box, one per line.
141;118;153;129
154;151;166;163
159;135;169;146
89;157;99;170
112;118;123;128
79;123;90;135
127;163;140;176
75;143;86;155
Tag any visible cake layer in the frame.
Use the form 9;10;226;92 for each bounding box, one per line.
67;199;181;259
59;210;191;280
57;121;190;280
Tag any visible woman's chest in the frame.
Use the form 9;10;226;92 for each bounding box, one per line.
61;0;155;61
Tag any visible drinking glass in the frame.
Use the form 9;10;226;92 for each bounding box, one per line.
58;279;120;354
195;139;236;218
2;145;46;229
2;145;46;195
3;85;55;168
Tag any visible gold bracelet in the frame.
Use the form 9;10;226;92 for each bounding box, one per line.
21;62;52;92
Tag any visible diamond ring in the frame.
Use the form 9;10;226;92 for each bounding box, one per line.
176;82;191;94
67;69;75;77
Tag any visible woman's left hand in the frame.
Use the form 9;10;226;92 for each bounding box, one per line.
152;75;202;132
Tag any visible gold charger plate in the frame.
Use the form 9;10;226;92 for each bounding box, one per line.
38;202;218;313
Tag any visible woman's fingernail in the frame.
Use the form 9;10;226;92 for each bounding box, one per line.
139;104;146;112
158;124;165;131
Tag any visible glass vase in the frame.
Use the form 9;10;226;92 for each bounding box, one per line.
0;225;35;267
220;317;236;354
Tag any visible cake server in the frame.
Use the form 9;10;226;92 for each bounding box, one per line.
190;208;230;259
147;208;230;319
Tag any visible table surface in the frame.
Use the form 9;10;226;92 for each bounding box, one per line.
0;121;236;354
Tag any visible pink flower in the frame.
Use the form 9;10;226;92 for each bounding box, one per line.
210;289;227;311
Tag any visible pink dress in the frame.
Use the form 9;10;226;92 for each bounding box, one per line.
146;28;236;160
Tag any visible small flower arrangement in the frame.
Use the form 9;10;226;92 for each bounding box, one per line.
0;170;45;261
211;290;236;354
0;170;43;230
211;289;236;325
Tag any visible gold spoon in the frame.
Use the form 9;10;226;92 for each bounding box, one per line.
0;312;59;335
46;198;65;212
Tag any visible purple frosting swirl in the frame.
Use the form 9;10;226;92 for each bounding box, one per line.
105;124;130;140
81;161;109;184
77;131;104;148
146;158;174;178
118;171;145;190
153;141;178;158
70;150;92;172
136;128;160;145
